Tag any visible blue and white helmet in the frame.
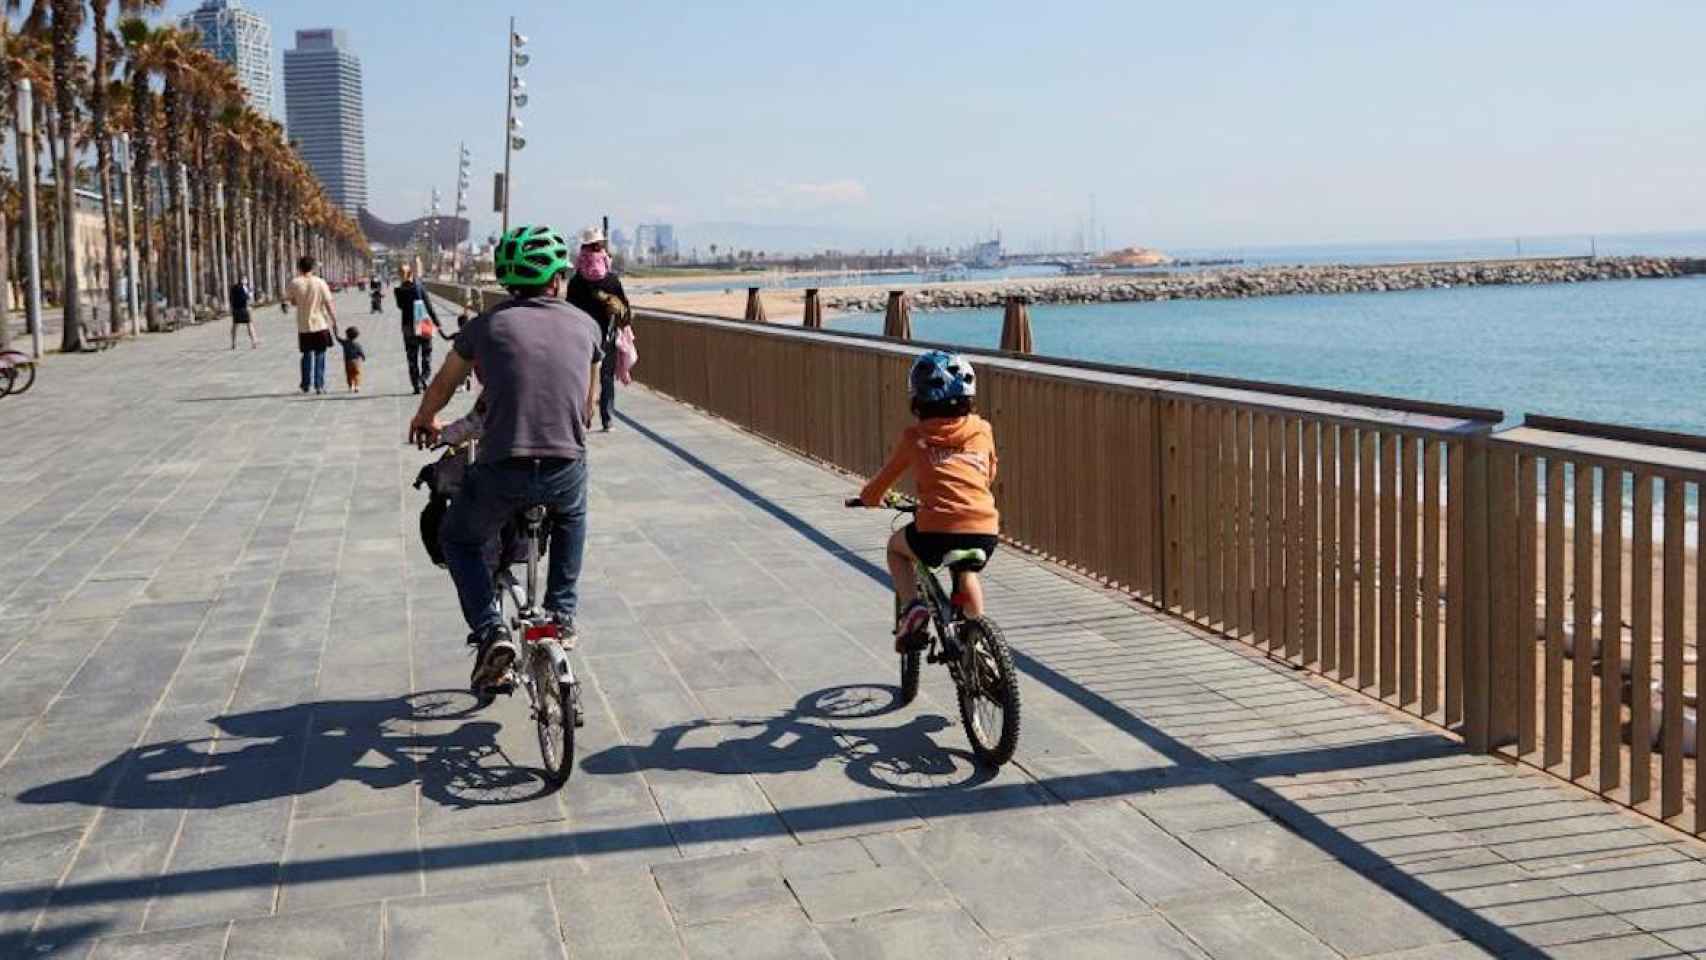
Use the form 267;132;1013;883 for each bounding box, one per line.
909;350;976;404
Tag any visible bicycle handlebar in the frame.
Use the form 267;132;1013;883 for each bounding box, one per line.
843;496;917;514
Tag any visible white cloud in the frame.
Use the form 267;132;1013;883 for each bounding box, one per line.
781;179;868;205
736;179;870;212
561;177;614;192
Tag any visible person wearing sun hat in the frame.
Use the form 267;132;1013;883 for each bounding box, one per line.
565;225;631;432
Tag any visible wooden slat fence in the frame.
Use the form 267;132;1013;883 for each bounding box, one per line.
1490;418;1706;832
450;296;1706;840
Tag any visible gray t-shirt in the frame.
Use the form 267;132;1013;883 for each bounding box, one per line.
453;296;603;463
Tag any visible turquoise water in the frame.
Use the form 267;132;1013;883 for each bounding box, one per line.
831;276;1706;435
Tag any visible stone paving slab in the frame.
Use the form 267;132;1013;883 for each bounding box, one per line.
5;290;1706;957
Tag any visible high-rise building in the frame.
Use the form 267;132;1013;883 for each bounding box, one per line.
283;28;367;214
180;0;273;115
634;223;678;262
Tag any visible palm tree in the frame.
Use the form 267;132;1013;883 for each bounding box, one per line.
49;0;83;351
117;16;159;327
0;1;19;350
88;0;128;332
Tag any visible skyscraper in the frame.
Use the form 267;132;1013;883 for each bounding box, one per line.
283;29;367;214
179;0;273;115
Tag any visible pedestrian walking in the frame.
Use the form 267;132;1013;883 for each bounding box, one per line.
369;274;384;314
437;301;477;390
565;226;629;432
334;326;367;392
287;255;338;395
229;275;258;349
394;264;440;394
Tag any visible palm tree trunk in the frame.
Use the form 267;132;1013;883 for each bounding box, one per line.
0;210;11;351
91;1;123;335
52;0;82;352
129;74;158;330
38;99;58;309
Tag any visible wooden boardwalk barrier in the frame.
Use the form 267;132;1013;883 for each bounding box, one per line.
1000;296;1033;354
803;288;823;329
1489;416;1706;831
882;291;911;341
571;299;1706;842
744;287;768;324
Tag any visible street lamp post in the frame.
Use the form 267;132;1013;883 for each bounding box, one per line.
454;142;470;281
178;163;194;310
17;80;43;358
215;182;229;312
119;133;140;334
501;18;528;233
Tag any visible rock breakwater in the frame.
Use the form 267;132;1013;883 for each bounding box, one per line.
820;256;1697;313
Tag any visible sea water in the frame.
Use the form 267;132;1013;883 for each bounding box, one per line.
833;275;1706;534
831;276;1706;436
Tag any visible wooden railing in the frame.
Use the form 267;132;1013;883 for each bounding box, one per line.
443;293;1705;837
627;308;1522;742
1487;418;1704;830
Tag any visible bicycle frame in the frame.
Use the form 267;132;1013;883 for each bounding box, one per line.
496;507;574;688
912;559;967;662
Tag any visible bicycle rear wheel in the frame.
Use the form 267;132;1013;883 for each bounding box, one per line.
954;617;1021;767
529;647;575;786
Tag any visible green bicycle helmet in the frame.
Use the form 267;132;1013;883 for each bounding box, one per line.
495;224;572;288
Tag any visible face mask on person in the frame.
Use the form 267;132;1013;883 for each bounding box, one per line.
576;249;610;281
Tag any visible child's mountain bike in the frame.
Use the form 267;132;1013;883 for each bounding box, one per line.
844;497;1022;767
488;504;584;787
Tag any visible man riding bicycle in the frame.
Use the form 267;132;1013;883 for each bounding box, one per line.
407;225;604;692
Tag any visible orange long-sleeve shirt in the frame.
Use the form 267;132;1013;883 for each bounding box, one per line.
859;415;1000;534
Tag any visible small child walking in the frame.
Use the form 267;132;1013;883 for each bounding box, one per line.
335;326;367;392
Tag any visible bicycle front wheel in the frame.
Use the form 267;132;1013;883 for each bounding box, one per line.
530;648;575;786
8;362;34;396
955;617;1021;767
895;592;922;705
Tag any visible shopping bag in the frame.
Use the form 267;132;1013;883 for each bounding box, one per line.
616;326;638;385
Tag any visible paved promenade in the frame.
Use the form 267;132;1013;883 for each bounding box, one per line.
5;289;1706;958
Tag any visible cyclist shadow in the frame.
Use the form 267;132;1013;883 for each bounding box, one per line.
582;684;999;796
16;689;539;814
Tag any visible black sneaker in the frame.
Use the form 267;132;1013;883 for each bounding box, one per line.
468;624;518;691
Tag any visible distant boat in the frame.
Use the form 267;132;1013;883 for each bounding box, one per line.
921;262;969;282
966;240;1002;270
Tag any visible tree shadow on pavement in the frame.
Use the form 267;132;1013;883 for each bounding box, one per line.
16;689;549;815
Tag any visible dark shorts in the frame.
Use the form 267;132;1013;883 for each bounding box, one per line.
231;311;251;325
904;524;997;571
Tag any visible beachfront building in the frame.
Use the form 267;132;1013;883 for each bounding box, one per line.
634;223;678;263
283;28;368;214
180;0;274;115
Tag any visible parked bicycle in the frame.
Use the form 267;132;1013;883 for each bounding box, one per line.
845;496;1022;767
487;503;585;787
0;349;37;398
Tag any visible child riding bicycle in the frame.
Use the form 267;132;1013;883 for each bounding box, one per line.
856;350;1000;652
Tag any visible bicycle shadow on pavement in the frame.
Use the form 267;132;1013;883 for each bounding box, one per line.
582;684;998;796
17;689;552;816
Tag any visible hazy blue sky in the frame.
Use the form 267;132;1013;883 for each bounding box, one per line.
223;0;1706;253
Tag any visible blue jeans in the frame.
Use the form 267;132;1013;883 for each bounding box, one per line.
441;457;588;634
299;349;327;391
598;358;617;427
